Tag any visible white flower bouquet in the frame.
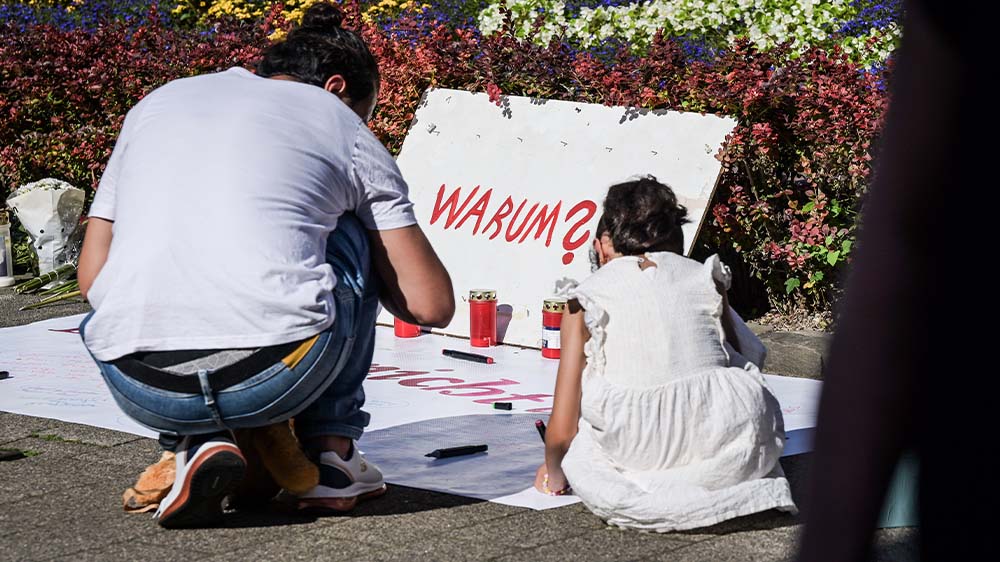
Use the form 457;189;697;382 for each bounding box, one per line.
5;178;86;274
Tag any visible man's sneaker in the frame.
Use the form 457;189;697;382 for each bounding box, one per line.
296;443;387;514
155;432;246;529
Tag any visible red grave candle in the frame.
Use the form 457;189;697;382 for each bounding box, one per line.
469;289;497;347
393;317;421;338
542;298;566;359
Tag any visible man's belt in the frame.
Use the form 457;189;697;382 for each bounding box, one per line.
112;337;317;394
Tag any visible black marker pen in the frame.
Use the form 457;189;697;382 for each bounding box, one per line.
425;444;489;458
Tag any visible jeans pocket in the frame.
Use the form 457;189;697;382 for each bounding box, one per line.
265;335;357;424
98;365;215;430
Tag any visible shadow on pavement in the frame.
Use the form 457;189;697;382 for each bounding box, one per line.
213;483;483;528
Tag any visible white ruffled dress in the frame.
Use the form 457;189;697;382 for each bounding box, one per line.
560;252;797;532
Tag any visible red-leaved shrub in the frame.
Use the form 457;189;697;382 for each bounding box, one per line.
0;3;891;314
0;6;269;195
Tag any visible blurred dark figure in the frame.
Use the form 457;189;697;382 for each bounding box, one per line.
798;1;988;561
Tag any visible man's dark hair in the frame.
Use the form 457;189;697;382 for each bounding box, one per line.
257;2;380;102
596;175;690;255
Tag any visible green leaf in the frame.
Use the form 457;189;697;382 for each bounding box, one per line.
827;250;840;266
785;278;801;294
802;201;816;213
810;271;825;282
825;235;834;246
841;240;852;254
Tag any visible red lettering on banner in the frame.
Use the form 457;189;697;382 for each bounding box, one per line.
520;202;562;245
398;377;465;388
430;185;481;229
368;364;400;374
484;196;514;240
561;200;598;265
505;201;539;242
421;379;519;397
49;328;80;334
368;370;430;381
454;188;493;235
473;393;551;404
365;365;555;412
429;184;597;265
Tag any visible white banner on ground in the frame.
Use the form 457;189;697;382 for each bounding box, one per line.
0;314;820;509
380;89;738;347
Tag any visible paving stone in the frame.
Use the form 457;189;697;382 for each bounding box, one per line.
345;484;490;517
0;413;58;445
27;421;142;448
650;526;801;562
73;438;162;470
490;526;692;562
1;476;325;560
299;499;519;548
1;436;107;461
871;527;920;562
0;288;91;329
43;542;193;562
1;480;172;561
445;505;604;557
200;536;388;562
0;453;100;507
758;331;831;380
371;536;505;562
673;509;799;543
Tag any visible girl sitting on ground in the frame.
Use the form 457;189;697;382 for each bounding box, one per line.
534;176;796;532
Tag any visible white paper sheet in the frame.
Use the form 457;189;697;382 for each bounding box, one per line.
0;314;821;509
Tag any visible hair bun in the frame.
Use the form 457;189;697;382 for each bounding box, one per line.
300;3;344;32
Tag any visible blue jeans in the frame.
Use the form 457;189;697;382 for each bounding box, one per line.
80;214;379;443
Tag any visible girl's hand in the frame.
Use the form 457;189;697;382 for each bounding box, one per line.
533;464;548;493
534;463;571;495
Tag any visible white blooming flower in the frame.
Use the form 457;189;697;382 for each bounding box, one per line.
475;0;898;64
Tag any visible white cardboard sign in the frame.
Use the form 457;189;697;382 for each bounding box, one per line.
382;88;737;347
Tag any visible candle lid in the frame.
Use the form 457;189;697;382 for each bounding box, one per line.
543;298;567;312
469;289;497;302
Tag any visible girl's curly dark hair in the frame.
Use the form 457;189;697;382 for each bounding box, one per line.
257;2;379;103
596;176;690;255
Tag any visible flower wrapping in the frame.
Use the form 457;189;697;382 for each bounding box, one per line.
6;178;86;274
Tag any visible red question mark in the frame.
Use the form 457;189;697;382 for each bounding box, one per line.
561;200;597;265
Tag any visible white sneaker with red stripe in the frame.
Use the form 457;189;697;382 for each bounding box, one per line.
155;432;246;528
296;442;386;513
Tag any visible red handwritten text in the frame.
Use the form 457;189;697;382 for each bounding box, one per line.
429;184;597;265
367;364;552;413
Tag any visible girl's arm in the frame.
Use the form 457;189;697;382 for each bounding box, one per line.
716;279;742;356
534;298;589;494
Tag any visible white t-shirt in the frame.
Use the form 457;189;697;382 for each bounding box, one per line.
84;67;416;361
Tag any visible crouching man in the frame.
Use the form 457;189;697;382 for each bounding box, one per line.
76;2;454;528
